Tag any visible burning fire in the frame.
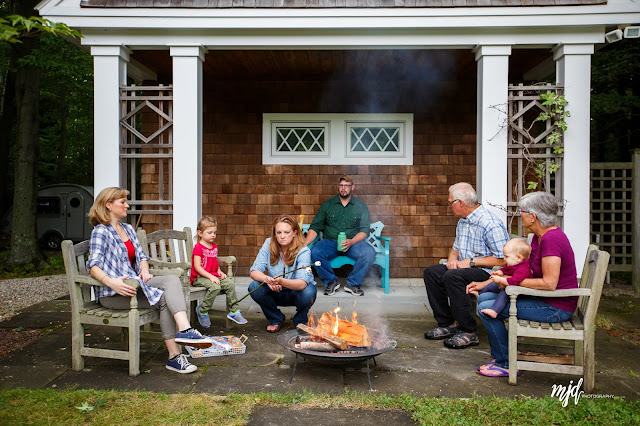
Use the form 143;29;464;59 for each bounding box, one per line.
332;306;341;335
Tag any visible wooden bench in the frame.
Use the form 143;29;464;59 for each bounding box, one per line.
136;227;237;325
506;244;610;392
62;239;164;376
302;221;391;294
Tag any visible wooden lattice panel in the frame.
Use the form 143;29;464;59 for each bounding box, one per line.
590;163;633;272
507;83;564;236
120;84;173;231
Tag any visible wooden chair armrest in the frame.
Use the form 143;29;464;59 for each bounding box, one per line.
148;259;191;270
505;286;591;298
150;268;184;277
218;255;236;264
74;275;141;289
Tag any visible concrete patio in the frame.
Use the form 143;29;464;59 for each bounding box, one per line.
1;278;639;400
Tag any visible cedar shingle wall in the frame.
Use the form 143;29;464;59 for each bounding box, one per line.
199;53;477;279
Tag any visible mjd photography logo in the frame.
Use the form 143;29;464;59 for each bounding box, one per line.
551;378;584;407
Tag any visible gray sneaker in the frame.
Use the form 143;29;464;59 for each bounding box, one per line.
324;280;340;296
344;285;364;296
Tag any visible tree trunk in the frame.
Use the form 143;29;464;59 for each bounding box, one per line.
56;87;68;182
9;32;41;266
0;53;17;218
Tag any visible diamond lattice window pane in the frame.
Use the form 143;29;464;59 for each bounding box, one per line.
276;127;326;152
350;127;400;152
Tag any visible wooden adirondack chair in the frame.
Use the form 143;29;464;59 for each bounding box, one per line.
136;227;236;324
302;221;392;294
62;239;162;376
506;244;610;392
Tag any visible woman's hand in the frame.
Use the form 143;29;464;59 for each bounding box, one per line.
139;270;153;283
264;276;283;292
108;275;137;297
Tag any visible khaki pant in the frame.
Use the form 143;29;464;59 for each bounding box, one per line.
192;276;239;314
98;275;185;340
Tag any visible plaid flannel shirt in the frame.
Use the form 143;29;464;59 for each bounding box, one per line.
86;222;163;305
453;205;509;273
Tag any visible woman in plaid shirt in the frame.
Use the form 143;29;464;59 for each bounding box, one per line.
87;187;212;374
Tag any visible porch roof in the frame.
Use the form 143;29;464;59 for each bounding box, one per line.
79;0;606;7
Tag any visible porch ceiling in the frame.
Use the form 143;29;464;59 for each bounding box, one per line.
130;48;551;83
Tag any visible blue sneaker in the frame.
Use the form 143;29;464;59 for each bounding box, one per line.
227;311;248;325
175;328;212;348
196;304;211;328
166;354;197;374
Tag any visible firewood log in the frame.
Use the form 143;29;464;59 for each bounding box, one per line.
296;324;349;350
318;313;371;347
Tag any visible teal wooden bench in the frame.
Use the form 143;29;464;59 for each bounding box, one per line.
302;221;391;294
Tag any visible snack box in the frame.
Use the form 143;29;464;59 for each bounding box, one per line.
185;335;247;358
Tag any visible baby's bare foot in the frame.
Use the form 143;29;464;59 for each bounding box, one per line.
469;290;479;298
481;308;498;319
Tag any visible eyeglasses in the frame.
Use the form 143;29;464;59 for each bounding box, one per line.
338;184;352;188
517;208;532;215
448;199;460;206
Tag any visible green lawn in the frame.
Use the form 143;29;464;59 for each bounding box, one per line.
1;389;638;425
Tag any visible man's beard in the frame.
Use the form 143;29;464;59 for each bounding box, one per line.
339;192;349;199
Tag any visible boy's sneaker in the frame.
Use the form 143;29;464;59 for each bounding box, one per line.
324;280;340;296
227;311;248;325
166;354;197;374
196;304;211;328
344;284;364;296
175;328;213;348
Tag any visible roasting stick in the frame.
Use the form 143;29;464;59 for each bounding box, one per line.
237;261;321;304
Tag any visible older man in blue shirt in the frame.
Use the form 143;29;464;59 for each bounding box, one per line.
423;182;509;349
304;175;376;297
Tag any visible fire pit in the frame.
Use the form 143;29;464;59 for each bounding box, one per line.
277;328;397;390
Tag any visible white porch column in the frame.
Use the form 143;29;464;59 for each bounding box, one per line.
91;46;129;195
474;45;511;224
170;46;205;231
554;44;594;276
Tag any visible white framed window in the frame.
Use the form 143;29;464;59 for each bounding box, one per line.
263;113;413;165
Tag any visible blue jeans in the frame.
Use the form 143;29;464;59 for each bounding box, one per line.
310;238;376;287
248;280;317;326
477;292;574;368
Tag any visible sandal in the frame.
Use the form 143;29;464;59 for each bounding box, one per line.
443;331;479;349
477;360;495;371
478;363;519;377
424;325;458;340
266;316;285;333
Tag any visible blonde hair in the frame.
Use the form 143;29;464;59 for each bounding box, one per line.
196;216;218;242
270;215;304;266
503;238;531;259
89;187;129;226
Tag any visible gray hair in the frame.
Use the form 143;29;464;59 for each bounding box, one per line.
518;192;560;227
449;182;478;207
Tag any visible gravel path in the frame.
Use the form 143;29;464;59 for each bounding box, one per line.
0;275;68;322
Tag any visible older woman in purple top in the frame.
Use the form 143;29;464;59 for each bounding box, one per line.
467;192;578;377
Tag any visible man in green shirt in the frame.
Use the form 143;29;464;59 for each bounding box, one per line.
304;175;376;296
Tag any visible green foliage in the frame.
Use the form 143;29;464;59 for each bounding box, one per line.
0;15;81;43
591;40;640;162
0;249;65;279
527;92;569;190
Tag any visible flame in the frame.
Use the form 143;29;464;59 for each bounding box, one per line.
332;306;341;335
352;311;358;324
307;311;316;328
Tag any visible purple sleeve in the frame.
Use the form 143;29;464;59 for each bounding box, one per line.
506;261;532;286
